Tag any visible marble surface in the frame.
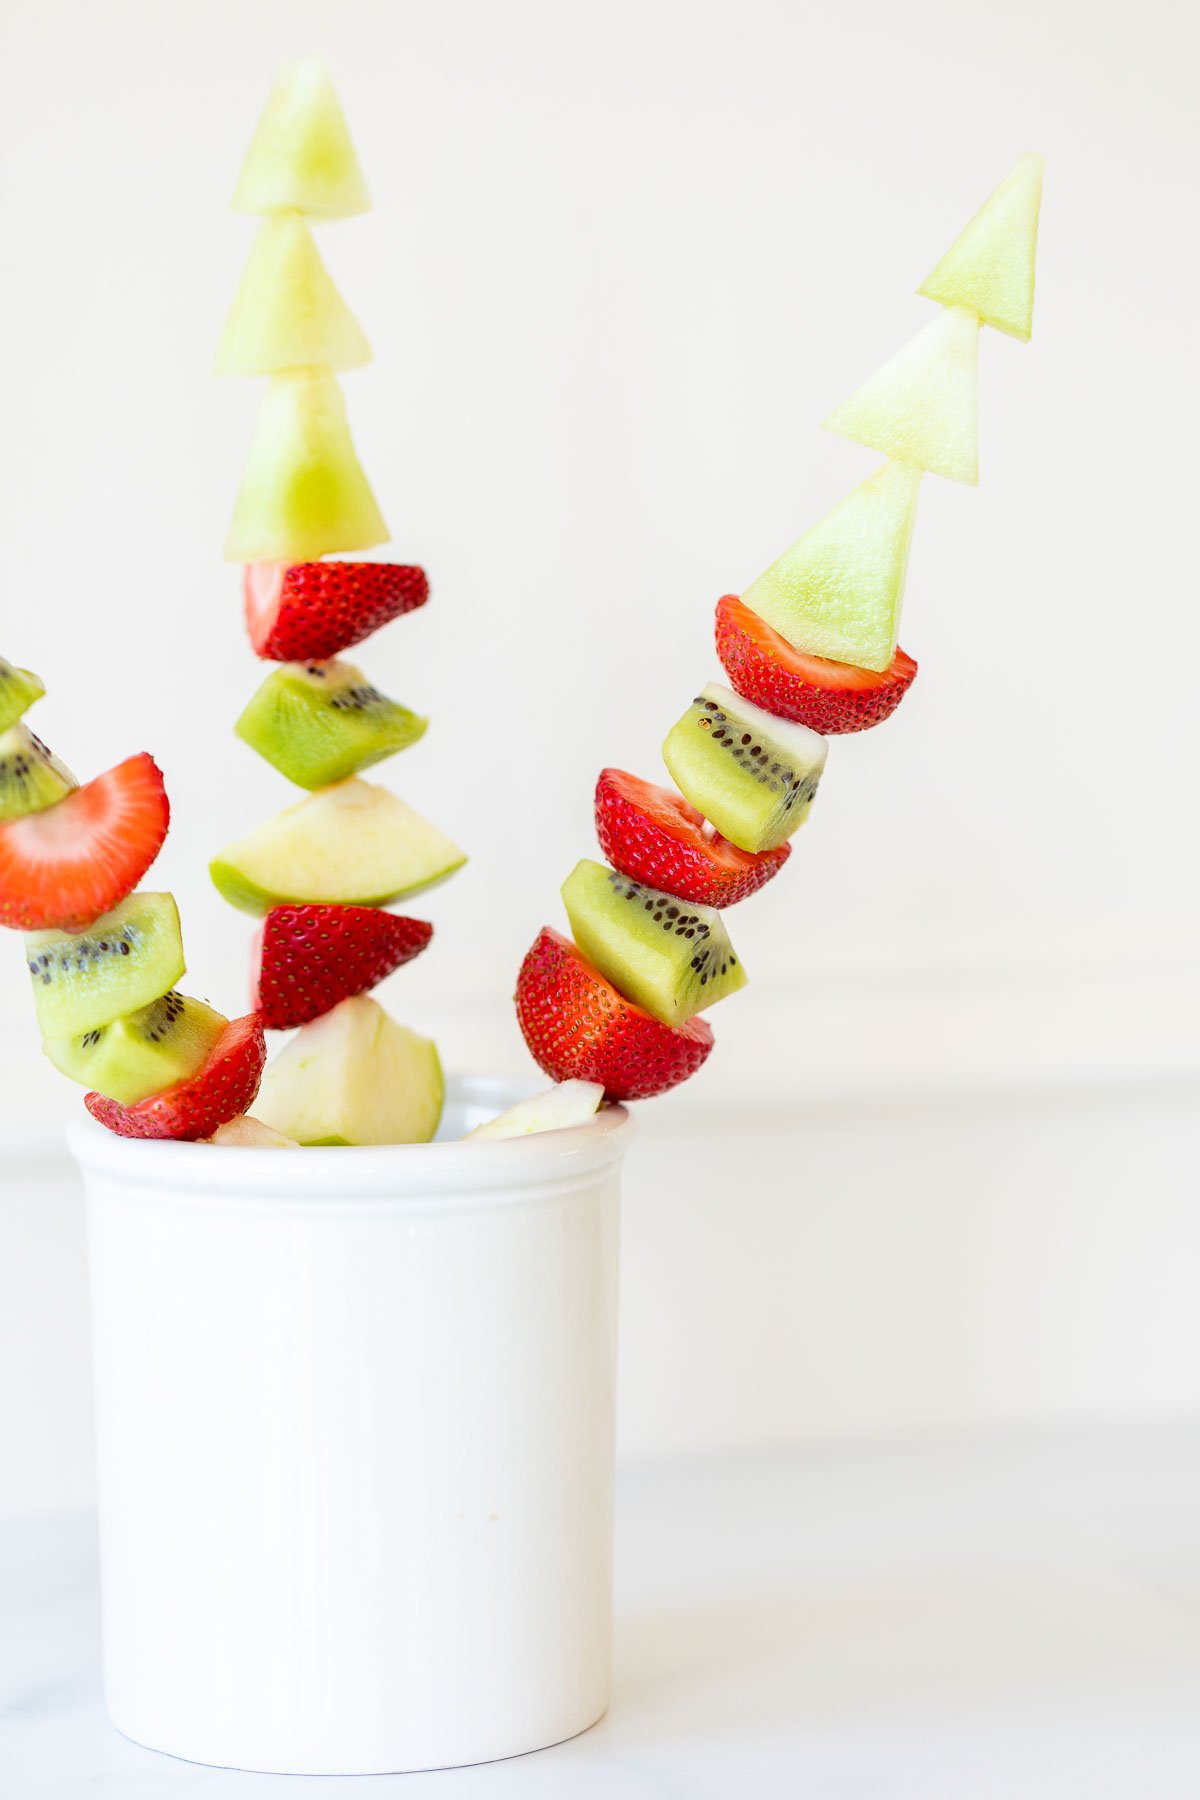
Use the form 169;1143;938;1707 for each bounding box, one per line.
5;1427;1200;1797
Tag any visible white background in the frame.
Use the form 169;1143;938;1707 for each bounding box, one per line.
0;0;1197;1517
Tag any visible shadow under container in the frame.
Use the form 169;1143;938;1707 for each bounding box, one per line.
68;1077;633;1776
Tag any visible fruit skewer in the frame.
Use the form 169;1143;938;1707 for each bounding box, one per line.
516;155;1045;1100
210;60;465;1147
0;663;267;1138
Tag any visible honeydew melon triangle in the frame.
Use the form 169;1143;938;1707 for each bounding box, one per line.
919;153;1044;342
232;58;369;220
224;368;388;562
215;213;371;376
741;460;922;672
210;779;467;916
823;306;980;485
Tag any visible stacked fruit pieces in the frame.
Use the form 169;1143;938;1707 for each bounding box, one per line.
210;60;465;1146
517;155;1044;1100
0;661;266;1138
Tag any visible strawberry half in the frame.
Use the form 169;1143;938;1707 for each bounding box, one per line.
253;904;433;1030
0;753;169;932
86;1012;266;1141
245;561;429;661
715;594;917;734
595;767;789;907
515;926;713;1101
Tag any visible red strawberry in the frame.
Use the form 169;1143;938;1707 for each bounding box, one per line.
253;905;433;1029
595;767;789;907
244;561;429;661
715;594;917;733
515;926;712;1102
0;753;169;932
86;1012;266;1141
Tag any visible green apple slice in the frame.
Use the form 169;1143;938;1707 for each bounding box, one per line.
224;368;388;563
919;153;1045;342
210;778;466;916
232;57;369;220
253;996;444;1145
742;460;922;672
467;1080;604;1140
823;305;980;485
214;213;371;377
206;1115;299;1147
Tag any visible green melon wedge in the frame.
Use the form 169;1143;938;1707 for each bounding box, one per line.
824;305;980;485
232;57;369;220
253;996;444;1146
215;212;371;377
918;153;1044;342
210;778;466;916
742;459;922;672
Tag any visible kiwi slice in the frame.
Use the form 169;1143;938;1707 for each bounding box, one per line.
0;724;77;822
44;990;227;1106
561;858;747;1028
662;682;828;855
0;657;45;734
25;892;186;1039
235;658;427;789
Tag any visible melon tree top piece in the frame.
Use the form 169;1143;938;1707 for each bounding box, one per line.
232;57;370;220
823;304;980;485
742;459;922;672
224;367;388;562
214;212;371;376
919;153;1045;342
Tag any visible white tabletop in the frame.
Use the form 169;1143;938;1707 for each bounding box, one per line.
4;1426;1200;1797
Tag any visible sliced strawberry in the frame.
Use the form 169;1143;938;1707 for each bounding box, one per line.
595;767;789;907
715;594;917;734
0;753;169;932
86;1012;266;1141
515;926;712;1102
244;561;429;661
253;904;433;1030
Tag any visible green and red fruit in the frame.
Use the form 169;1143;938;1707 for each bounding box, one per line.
561;858;746;1028
245;560;429;662
715;595;917;734
919;153;1044;342
253;995;443;1145
0;726;76;822
44;990;227;1107
0;658;45;733
253;904;432;1029
662;683;827;855
224;368;388;564
595;767;789;907
211;778;466;915
25;892;186;1039
214;212;371;377
232;57;370;221
823;304;980;484
85;1012;267;1142
235;659;427;789
0;752;169;931
515;926;713;1102
742;459;922;672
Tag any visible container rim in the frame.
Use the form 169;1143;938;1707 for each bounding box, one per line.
66;1073;634;1203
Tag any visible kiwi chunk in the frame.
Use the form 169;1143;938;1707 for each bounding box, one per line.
662;682;828;854
0;658;46;734
254;995;444;1146
235;658;427;789
561;858;747;1028
44;991;227;1106
0;724;77;822
25;892;186;1039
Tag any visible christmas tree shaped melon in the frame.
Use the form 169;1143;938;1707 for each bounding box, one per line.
513;154;1045;1101
213;59;462;1146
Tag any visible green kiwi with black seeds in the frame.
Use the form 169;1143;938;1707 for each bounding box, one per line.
44;990;227;1105
235;658;427;789
0;723;77;822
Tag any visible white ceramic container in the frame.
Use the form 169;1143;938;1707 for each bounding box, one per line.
68;1076;632;1775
